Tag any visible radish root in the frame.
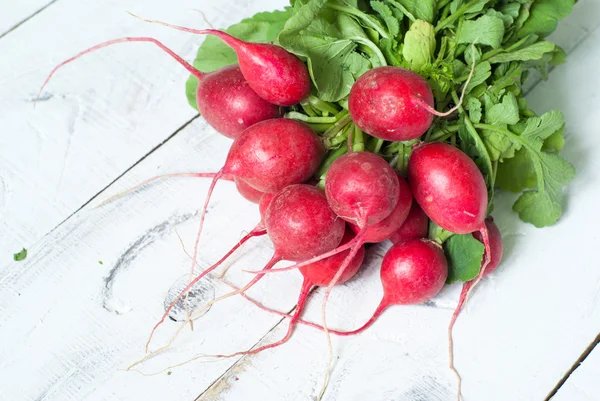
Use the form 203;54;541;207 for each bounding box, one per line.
318;228;367;401
448;225;491;401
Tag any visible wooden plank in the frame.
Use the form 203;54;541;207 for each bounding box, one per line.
553;342;600;401
0;119;303;401
0;0;287;267
195;7;600;401
0;0;56;37
2;1;600;401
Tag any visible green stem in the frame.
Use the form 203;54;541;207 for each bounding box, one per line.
301;102;317;117
350;36;387;66
451;91;494;190
353;126;365;152
308;123;334;133
373;138;384;153
327;2;390;39
308;95;340;115
285;112;338;124
427;125;460;142
435;0;480;32
323;112;351;138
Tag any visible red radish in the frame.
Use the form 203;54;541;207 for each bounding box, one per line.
349;175;412;243
326;152;400;227
408;142;488;234
197;229;365;359
348;63;476;141
235;177;263;204
246;153;406;276
131;15;311;106
195;65;281;138
408;142;492;399
143;185;344;352
36;38;280;139
348;67;434;141
447;217;503;399
389;203;429;244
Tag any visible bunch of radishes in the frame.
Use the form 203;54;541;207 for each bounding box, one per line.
40;18;506;400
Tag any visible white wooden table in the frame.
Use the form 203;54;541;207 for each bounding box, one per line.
1;1;599;400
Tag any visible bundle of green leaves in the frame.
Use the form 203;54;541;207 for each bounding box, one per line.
186;0;575;283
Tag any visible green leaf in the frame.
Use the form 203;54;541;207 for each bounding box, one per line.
13;248;27;262
496;148;537;192
428;221;454;244
542;126;565;153
480;93;520;160
518;0;575;38
402;20;436;70
550;45;567;66
519;110;565;149
390;0;435;23
485;9;513;28
370;1;400;37
449;0;491;18
466;61;491;93
513;152;575;227
279;0;374;101
444;234;485;283
489;62;522;95
467;97;482;123
488;41;555;63
185;8;292;109
486;92;519;126
457;15;505;49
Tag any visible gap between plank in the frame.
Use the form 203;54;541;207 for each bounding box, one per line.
545;332;600;400
50;114;201;231
0;0;61;40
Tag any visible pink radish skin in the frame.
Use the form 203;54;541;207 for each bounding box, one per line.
326;152;400;227
408;142;488;234
390;203;429;244
265;185;345;261
235;177;263;204
226;119;324;193
37;38;279;139
247;153;404;276
196;65;281;138
348;67;435;141
349;175;413;243
132;17;311;106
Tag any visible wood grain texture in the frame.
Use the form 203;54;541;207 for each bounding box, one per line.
0;0;56;37
0;119;303;401
1;1;600;401
553;344;600;401
0;0;287;268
